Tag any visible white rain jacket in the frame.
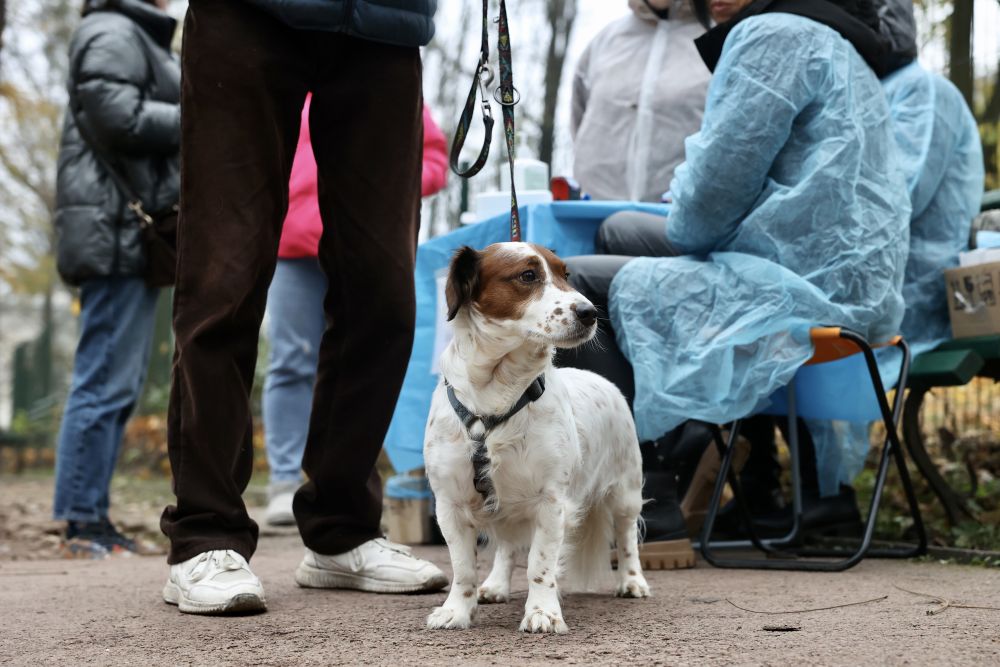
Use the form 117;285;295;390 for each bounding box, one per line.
571;0;710;202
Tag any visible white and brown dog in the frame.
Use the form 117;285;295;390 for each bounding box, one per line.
424;242;650;635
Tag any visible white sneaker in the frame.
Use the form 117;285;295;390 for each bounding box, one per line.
265;490;296;526
163;550;267;614
294;538;448;594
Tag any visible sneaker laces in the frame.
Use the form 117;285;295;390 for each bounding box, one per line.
372;537;413;556
186;550;247;582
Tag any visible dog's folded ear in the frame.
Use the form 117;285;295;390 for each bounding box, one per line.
446;246;481;321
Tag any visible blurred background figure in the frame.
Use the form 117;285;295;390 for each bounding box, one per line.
51;0;179;554
571;0;710;203
263;96;449;526
880;0;985;357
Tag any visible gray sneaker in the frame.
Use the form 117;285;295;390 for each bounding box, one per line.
265;480;298;526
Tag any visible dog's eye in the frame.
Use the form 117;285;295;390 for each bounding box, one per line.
519;270;537;283
565;271;571;280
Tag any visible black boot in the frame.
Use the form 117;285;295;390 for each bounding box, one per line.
751;485;863;539
711;415;864;541
642;470;692;543
635;440;696;570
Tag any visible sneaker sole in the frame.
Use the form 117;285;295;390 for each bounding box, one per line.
681;436;751;536
162;581;267;615
294;562;447;594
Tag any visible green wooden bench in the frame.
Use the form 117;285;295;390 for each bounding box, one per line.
900;192;1000;526
902;334;1000;525
981;190;1000;211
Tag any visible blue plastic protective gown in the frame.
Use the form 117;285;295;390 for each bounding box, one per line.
806;61;985;496
608;14;911;443
886;62;985;351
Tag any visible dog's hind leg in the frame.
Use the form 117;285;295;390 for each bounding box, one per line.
610;485;651;598
426;503;479;630
478;542;515;603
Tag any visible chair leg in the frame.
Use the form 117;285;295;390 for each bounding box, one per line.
784;378;804;546
700;332;924;571
700;422;780;555
839;333;926;559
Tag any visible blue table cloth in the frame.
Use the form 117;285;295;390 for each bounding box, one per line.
383;201;669;473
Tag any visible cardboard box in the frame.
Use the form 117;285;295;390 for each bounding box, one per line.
945;261;1000;338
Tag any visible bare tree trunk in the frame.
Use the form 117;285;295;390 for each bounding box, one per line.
427;0;473;232
0;0;6;69
948;0;974;106
538;0;576;170
985;68;1000;122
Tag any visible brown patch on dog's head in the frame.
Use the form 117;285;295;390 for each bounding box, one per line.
531;245;572;292
445;243;579;324
473;244;548;320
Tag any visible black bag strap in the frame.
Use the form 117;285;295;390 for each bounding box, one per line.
67;27;156;227
70;105;155;227
450;0;522;242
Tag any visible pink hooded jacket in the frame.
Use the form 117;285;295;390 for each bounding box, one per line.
278;96;450;258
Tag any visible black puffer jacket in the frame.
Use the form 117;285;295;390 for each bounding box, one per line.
54;0;180;286
242;0;437;47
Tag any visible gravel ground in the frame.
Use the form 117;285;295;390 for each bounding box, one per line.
3;532;1000;665
1;476;999;665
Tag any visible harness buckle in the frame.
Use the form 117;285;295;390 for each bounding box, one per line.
127;200;154;227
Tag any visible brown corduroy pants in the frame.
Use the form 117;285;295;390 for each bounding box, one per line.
161;0;423;565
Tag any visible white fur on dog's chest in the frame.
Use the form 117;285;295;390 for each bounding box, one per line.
427;392;577;519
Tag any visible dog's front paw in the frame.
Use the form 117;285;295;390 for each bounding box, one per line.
616;575;651;598
426;605;474;630
519;607;569;634
477;583;510;604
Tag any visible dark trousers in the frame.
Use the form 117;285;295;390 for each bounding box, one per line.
557;211;678;407
161;0;423;565
559;212;819;490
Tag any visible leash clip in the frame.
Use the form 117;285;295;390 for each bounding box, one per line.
477;59;494;119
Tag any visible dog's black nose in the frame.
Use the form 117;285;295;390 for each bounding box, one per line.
575;304;598;327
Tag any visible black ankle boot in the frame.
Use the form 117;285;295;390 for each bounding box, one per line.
641;470;690;543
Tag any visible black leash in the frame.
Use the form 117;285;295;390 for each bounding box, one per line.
445;375;545;504
449;0;522;242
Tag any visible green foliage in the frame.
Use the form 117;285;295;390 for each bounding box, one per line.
854;444;1000;555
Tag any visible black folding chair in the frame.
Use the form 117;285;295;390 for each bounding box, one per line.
698;326;928;571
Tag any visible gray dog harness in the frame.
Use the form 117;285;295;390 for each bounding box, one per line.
444;375;546;503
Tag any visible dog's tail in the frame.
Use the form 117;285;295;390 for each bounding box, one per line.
561;503;614;593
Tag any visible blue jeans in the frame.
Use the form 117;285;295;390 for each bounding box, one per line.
53;277;159;522
263;258;327;484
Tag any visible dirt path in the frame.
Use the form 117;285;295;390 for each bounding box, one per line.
2;475;999;665
1;531;999;666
